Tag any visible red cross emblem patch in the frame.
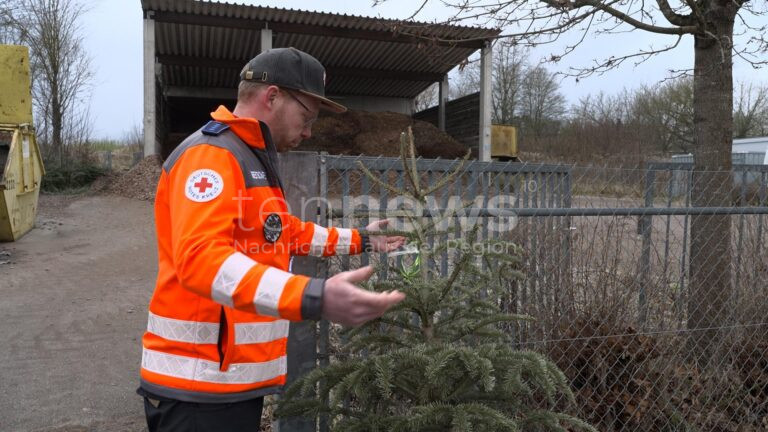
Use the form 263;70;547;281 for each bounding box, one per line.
185;169;224;202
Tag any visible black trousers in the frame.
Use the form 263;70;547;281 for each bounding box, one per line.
139;389;264;432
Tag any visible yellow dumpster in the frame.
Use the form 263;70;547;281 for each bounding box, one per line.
0;45;45;242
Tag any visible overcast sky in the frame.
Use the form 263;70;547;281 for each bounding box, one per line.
81;0;766;139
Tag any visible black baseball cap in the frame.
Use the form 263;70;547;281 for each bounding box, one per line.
240;47;346;113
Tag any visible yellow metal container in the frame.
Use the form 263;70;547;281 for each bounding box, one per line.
491;125;518;160
0;45;44;242
0;45;34;125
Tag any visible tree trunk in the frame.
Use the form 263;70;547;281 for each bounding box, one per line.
51;81;63;167
687;6;737;368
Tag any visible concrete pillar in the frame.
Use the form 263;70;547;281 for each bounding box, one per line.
479;40;492;161
143;11;156;157
438;75;449;132
260;28;273;53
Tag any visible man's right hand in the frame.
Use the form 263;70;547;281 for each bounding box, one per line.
322;266;405;327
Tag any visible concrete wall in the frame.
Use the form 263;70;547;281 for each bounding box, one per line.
330;95;412;114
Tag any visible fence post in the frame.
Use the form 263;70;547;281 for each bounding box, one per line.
677;168;692;324
638;168;655;328
275;151;321;432
734;170;747;304
562;169;573;320
317;153;330;432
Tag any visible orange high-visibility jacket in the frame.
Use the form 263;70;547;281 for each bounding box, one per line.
140;106;366;403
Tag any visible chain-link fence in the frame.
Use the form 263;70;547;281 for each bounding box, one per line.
314;154;768;431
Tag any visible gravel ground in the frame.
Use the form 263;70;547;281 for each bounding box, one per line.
1;190;277;431
0;193;156;432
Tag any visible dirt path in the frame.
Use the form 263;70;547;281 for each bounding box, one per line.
0;193;156;432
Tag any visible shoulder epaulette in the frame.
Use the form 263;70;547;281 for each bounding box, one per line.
201;121;230;136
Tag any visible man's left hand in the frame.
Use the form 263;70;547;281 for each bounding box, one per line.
364;219;406;253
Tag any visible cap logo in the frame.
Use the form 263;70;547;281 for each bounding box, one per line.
245;70;254;80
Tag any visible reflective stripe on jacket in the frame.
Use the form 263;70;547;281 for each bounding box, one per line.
140;106;363;403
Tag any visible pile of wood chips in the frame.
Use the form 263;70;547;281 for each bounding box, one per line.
99;155;163;201
302;109;467;159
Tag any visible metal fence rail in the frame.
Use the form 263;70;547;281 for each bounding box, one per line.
321;154;571;282
305;154;768;432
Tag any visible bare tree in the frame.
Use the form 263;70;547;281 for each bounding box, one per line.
450;60;480;100
6;0;94;168
561;90;644;160
122;123;144;149
0;2;24;44
633;77;695;153
519;65;566;138
449;43;530;126
572;90;634;126
492;42;527;125
733;81;768;138
573;79;763;154
413;83;438;112
382;0;767;367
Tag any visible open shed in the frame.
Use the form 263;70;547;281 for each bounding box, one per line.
140;0;499;159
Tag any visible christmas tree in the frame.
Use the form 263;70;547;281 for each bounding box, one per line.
277;128;594;432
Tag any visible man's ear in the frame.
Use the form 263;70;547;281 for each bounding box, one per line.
263;85;280;109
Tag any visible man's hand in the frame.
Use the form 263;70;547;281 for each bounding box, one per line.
365;219;406;253
322;266;405;326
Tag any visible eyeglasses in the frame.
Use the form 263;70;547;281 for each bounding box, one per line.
282;88;317;128
283;89;310;112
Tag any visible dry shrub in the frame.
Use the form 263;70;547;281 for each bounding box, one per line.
549;312;663;430
547;311;768;431
731;180;768;206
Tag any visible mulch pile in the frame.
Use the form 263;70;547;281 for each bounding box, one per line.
95;155;162;201
96;110;466;201
301;110;467;159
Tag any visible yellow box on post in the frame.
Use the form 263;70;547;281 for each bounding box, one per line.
491;124;518;161
0;45;45;242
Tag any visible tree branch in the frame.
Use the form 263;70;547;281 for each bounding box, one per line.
560;0;699;35
682;0;707;28
559;34;685;79
654;0;696;27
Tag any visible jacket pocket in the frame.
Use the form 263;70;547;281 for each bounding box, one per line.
217;307;236;372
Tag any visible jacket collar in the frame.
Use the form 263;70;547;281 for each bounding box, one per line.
210;105;272;150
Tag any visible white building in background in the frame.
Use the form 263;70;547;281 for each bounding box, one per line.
733;136;768;164
673;136;768;165
669;137;768;197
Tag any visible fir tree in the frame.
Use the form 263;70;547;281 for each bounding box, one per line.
277;128;595;432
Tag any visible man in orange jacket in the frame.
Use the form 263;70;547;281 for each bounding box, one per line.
138;47;406;431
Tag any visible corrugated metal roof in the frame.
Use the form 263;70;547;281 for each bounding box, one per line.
142;0;499;99
142;0;497;41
